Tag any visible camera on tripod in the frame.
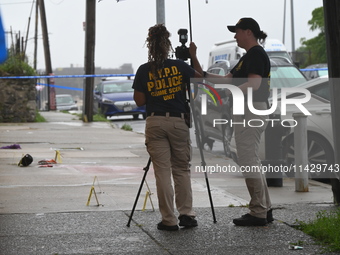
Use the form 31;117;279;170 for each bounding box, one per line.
175;29;190;61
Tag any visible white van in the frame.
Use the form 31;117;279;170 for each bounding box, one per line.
208;38;292;67
263;38;293;63
208;40;245;67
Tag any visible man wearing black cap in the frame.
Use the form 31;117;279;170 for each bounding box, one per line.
189;17;273;226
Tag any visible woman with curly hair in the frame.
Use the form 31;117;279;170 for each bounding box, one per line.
133;24;202;231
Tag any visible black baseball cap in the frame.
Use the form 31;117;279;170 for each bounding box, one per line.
227;18;260;35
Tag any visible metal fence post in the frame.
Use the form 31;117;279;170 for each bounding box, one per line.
293;113;309;192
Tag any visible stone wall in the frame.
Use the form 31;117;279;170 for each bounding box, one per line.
0;79;37;122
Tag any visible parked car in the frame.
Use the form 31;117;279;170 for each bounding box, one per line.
56;94;78;111
278;76;334;179
301;63;328;80
93;78;146;119
228;75;334;180
193;57;308;157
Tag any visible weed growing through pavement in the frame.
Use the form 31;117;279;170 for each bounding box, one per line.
227;204;249;208
298;208;340;252
289;240;305;246
121;123;133;131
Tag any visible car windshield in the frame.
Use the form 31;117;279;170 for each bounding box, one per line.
308;81;330;101
270;66;307;88
56;96;74;104
103;82;133;94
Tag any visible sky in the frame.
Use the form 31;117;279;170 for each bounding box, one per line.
0;0;323;73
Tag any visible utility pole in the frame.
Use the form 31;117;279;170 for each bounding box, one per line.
282;0;286;44
83;0;96;122
156;0;165;24
38;0;56;110
33;0;38;70
323;0;340;204
290;0;295;62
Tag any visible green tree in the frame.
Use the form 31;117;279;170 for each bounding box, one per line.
296;7;327;68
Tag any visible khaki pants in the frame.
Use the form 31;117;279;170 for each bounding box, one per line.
145;115;195;226
234;102;272;218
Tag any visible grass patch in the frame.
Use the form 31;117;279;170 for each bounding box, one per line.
298;208;340;252
93;114;109;122
60;110;70;114
71;113;109;122
35;111;46;122
121;123;133;131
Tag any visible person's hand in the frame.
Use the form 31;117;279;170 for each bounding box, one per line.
189;42;197;58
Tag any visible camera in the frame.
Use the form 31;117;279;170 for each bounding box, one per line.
175;29;190;61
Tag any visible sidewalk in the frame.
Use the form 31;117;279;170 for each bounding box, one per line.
0;111;337;254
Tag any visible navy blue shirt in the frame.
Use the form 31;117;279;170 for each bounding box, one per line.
230;45;270;102
133;59;195;113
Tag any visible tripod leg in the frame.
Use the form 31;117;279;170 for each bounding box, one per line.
126;157;152;227
203;171;217;223
189;83;217;223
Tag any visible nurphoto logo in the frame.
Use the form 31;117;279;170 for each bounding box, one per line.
192;78;312;128
201;85;311;116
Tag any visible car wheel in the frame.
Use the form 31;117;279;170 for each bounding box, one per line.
283;132;334;180
133;114;139;120
222;122;233;158
142;113;147;120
